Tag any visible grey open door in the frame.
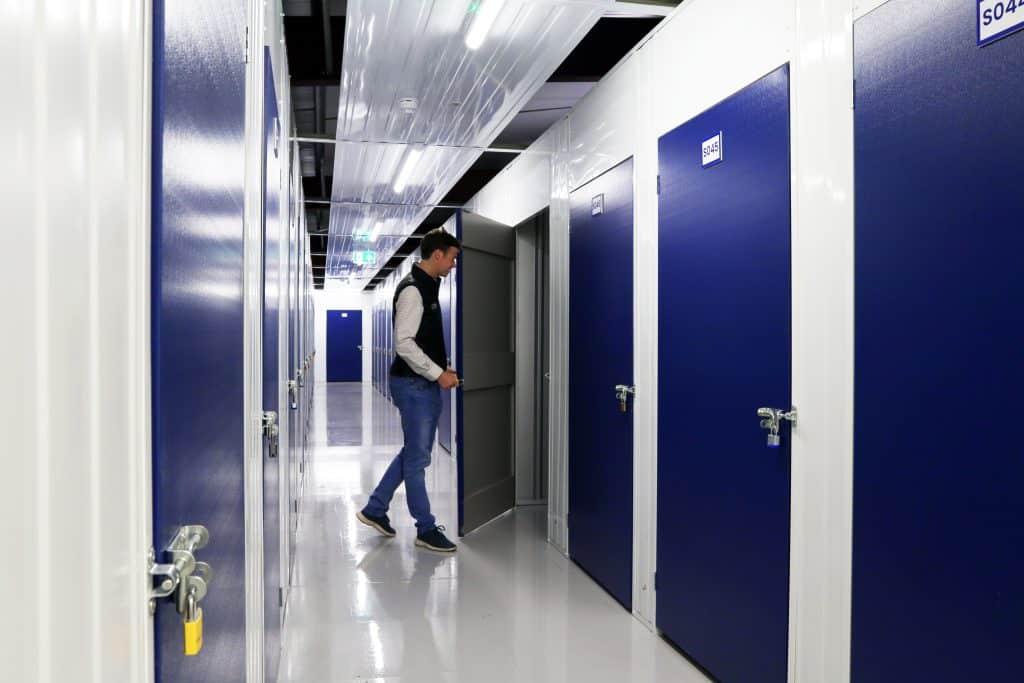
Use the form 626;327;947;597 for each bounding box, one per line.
515;209;549;505
457;211;516;535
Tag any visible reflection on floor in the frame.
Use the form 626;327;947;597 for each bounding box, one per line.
279;382;708;683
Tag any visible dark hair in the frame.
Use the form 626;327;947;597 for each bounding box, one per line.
420;228;461;260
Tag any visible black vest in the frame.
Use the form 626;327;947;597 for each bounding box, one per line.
390;266;448;377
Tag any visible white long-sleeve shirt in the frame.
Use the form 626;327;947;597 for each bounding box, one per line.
394;285;444;381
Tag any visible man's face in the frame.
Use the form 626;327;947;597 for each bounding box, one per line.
437;247;459;277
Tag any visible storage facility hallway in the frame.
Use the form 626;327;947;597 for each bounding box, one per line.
278;382;703;683
9;1;1024;682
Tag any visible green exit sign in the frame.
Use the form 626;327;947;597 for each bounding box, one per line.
352;250;377;265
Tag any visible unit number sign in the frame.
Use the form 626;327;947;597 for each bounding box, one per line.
702;132;724;168
979;0;1024;46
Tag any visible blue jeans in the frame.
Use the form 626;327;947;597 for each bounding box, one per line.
364;374;441;532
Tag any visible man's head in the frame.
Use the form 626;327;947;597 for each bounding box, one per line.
419;228;461;278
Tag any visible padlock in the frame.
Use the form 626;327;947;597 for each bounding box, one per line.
767;432;781;448
184;587;203;656
619;398;627;413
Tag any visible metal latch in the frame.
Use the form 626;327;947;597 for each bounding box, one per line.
757;406;798;448
263;410;279;458
148;525;214;616
288;380;298;410
614;384;636;413
148;548;180;612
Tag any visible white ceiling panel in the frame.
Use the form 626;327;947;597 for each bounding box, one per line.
326;0;605;286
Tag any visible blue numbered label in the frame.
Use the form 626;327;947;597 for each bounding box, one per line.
701;132;724;168
979;0;1024;46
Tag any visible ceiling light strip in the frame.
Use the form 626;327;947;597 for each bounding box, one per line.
466;0;507;50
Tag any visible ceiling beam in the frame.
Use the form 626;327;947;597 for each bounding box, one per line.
290;135;527;155
303;199;465;210
608;0;679;16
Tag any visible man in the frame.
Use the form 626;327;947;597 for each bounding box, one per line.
358;228;461;552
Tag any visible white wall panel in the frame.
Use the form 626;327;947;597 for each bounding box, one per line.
267;4;297;605
648;0;792;137
788;1;855;680
468;0;858;678
629;45;659;628
854;0;891;19
546;119;572;554
566;56;639;190
467;128;555;226
0;1;153;681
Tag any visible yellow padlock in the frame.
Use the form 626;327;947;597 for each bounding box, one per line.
184;589;203;656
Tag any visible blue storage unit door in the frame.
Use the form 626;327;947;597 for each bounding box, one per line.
260;48;282;683
852;2;1024;680
656;65;792;682
326;309;363;382
568;158;634;610
151;1;248;680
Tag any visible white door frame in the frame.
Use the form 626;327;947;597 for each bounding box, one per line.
243;0;268;680
2;0;154;681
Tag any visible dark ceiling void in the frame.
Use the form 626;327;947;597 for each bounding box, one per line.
549;17;662;81
302;176;333;202
284;17;345;86
309;232;328;289
284;0;344;289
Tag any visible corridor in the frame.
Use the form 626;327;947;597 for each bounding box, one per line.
278;383;705;683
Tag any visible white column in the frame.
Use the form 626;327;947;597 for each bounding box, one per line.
788;1;856;681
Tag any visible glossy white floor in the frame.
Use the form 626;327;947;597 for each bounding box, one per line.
278;382;709;683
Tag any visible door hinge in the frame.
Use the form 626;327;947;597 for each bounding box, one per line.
654;571;658;591
279;586;285;607
244;26;250;64
293;500;298;514
656;174;661;194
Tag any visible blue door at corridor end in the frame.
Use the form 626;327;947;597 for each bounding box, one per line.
568;158;634;610
152;1;248;681
657;66;792;682
326;310;362;382
852;2;1024;680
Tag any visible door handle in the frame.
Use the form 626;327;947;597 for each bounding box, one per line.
614;384;636;413
757;406;797;448
262;411;279;458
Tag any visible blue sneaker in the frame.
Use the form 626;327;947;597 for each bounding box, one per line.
415;525;456;553
357;510;396;538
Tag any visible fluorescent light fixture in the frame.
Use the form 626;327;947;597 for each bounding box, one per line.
392;146;424;193
465;0;505;50
370;221;383;242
